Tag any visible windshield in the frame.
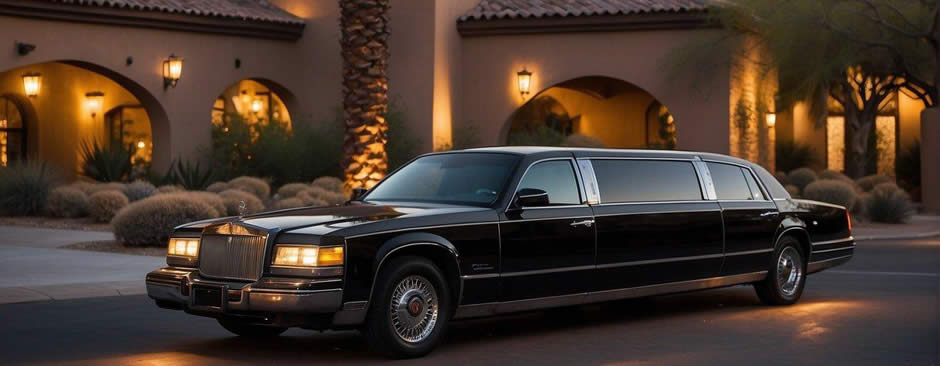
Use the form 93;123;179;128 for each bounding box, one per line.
364;153;521;206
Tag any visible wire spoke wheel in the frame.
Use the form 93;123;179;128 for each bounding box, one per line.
776;246;803;297
389;275;439;344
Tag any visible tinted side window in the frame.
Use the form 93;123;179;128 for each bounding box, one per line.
517;160;581;205
752;164;790;199
707;162;752;200
592;160;702;203
742;169;767;200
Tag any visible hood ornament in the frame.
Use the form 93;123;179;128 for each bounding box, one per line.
238;200;247;217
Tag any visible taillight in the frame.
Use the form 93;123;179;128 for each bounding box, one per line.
846;210;852;233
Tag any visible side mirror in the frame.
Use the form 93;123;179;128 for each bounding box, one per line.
515;188;549;208
351;187;369;200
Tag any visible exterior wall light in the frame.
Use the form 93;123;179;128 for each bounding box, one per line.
765;113;776;128
517;68;532;99
251;97;264;114
85;91;104;117
163;54;183;89
22;72;41;97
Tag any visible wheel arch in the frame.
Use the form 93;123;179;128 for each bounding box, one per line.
368;232;462;315
775;223;812;263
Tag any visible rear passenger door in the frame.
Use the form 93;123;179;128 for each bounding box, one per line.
588;159;724;292
705;162;779;275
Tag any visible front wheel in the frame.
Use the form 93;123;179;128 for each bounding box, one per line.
217;318;287;338
365;256;451;359
754;236;806;305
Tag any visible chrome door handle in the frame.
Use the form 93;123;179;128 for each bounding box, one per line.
570;219;594;228
760;212;779;217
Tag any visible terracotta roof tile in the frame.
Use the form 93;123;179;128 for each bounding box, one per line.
459;0;709;21
48;0;303;24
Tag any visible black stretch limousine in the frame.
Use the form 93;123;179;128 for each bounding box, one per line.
146;147;854;358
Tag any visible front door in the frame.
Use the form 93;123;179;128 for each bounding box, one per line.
499;158;595;302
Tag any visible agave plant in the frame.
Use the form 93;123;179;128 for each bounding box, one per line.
79;139;133;182
0;160;60;216
162;159;214;191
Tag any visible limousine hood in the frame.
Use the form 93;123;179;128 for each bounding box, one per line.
176;202;495;237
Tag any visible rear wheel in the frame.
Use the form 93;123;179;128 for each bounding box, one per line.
754;236;806;305
365;256;451;358
217;318;287;338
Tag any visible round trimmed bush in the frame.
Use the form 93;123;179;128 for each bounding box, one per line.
276;197;306;209
787;168;817;192
88;182;125;195
817;169;852;183
296;190;328;206
229;176;270;198
122;180;156;202
88;190;129;223
561;134;606;148
802;180;857;209
219;189;265;216
276;183;310;199
302;186;346;205
112;194;220;247
156;185;184;194
45;187;89;218
864;183;914;223
312;176;344;194
68;181;97;196
784;184;800;198
177;191;225;217
206;182;229;193
856;175;894;192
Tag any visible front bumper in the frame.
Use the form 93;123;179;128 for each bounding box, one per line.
145;267;343;315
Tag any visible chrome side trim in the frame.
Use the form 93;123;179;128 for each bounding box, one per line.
576;159;600;204
592;208;721;218
453;271;768;319
344;221;496;239
812;237;855;246
595;253;724;269
500;264;594;278
461;273;499;280
501;215;595;223
693;160;718;200
812;245;855;254
724;248;774;256
594;200;711;206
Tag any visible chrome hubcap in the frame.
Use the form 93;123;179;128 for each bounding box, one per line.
389;275;438;343
777;247;803;297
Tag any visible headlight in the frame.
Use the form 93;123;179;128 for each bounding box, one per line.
167;238;199;258
272;245;343;267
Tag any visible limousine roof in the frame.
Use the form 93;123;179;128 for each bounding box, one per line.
461;146;752;166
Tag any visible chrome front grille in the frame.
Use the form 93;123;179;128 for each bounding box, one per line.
198;234;267;281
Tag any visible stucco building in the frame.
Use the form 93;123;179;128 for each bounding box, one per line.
0;0;936;208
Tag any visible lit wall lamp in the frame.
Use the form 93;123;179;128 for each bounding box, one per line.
251;97;264;114
765;112;776;128
162;54;183;89
85;91;104;117
517;68;532;99
22;72;41;97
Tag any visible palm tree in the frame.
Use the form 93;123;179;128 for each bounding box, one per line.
340;0;390;192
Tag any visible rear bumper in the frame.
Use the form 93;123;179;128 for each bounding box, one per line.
145;267;343;315
808;237;855;273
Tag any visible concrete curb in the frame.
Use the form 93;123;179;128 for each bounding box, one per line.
0;280;145;305
854;230;940;241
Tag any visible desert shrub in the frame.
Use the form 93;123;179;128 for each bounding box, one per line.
79;139;133;182
561;134;606;148
787;168;817;192
856;175;894;192
296;190;329;206
174;191;226;217
88;190;129;223
775;140;816;173
302;186;346;205
864;183;914;223
802;180;857;209
817;169;852;183
785;184;800;198
774;171;790;186
218;189;265;216
229;176;270;199
88;182;126;194
156;185;184;194
112;194;219;247
276;197;306;209
68;181;97;196
45;187;89;218
276;183;310;199
896;141;920;199
0;161;60;216
312;176;344;193
122;180;156;202
206;182;229;193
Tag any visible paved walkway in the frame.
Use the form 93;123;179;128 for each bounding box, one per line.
0;226;163;304
853;215;940;241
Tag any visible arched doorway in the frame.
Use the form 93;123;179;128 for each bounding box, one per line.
211;79;294;129
505;76;676;148
0;95;28;166
0;61;168;179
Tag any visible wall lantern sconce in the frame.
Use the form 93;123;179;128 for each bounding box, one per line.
251;97;264;114
22;72;41;97
517;68;532;99
15;41;36;56
162;54;183;89
85;91;104;117
765;112;776;128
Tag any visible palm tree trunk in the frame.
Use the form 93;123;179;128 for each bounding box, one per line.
340;0;390;192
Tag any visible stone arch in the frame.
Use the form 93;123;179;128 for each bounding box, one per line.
501;75;676;149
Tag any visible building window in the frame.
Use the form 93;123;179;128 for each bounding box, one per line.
826;95;898;174
104;105;152;166
646;101;676;149
0;96;26;166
